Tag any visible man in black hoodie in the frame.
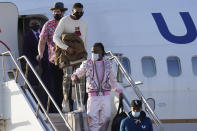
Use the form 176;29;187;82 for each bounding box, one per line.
120;100;153;131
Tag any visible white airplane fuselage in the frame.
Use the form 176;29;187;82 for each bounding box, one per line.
0;0;197;131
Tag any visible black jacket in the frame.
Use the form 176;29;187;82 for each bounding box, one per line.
22;29;40;66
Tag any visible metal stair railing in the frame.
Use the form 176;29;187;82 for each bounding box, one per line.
1;51;73;131
106;51;164;131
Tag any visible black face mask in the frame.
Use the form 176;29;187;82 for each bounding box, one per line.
54;14;62;21
73;12;84;20
31;25;40;32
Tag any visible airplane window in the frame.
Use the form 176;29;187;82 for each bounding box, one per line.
121;57;131;75
192;57;197;76
167;57;181;77
142;57;156;77
116;56;131;83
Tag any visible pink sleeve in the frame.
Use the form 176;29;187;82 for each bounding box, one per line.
71;60;88;80
40;22;48;40
109;64;122;94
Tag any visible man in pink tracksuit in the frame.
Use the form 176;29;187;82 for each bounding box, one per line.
72;42;123;131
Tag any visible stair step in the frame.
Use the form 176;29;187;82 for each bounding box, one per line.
53;122;70;131
47;110;89;131
48;110;84;123
48;113;66;123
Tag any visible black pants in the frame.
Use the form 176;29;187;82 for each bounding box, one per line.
48;62;63;112
26;59;49;111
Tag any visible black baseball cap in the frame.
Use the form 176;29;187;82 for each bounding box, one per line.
131;100;142;108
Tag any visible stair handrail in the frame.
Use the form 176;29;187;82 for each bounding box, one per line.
17;55;73;131
1;51;73;131
106;51;164;131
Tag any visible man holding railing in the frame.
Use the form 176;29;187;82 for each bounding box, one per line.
53;2;88;112
72;43;123;131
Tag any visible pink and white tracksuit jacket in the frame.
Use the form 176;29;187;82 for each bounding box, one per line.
72;58;122;131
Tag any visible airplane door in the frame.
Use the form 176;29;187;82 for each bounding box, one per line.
0;3;18;119
0;2;18;56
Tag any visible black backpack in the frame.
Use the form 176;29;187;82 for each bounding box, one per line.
111;97;128;131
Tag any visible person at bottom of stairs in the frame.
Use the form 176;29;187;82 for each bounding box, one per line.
120;100;153;131
72;42;123;131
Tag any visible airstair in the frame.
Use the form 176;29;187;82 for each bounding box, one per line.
0;51;73;131
0;51;164;131
106;51;164;131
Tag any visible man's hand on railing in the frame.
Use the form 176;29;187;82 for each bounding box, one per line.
72;75;80;84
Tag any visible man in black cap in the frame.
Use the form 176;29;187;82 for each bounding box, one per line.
120;99;153;131
37;2;67;112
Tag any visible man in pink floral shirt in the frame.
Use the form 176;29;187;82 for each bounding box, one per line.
37;2;67;112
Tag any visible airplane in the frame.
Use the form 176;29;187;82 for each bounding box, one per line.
0;0;197;131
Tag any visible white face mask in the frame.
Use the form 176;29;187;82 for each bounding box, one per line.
92;53;99;61
132;111;140;118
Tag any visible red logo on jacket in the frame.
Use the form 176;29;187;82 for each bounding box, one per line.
75;27;81;36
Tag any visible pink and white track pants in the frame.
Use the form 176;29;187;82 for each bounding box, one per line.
87;95;111;131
